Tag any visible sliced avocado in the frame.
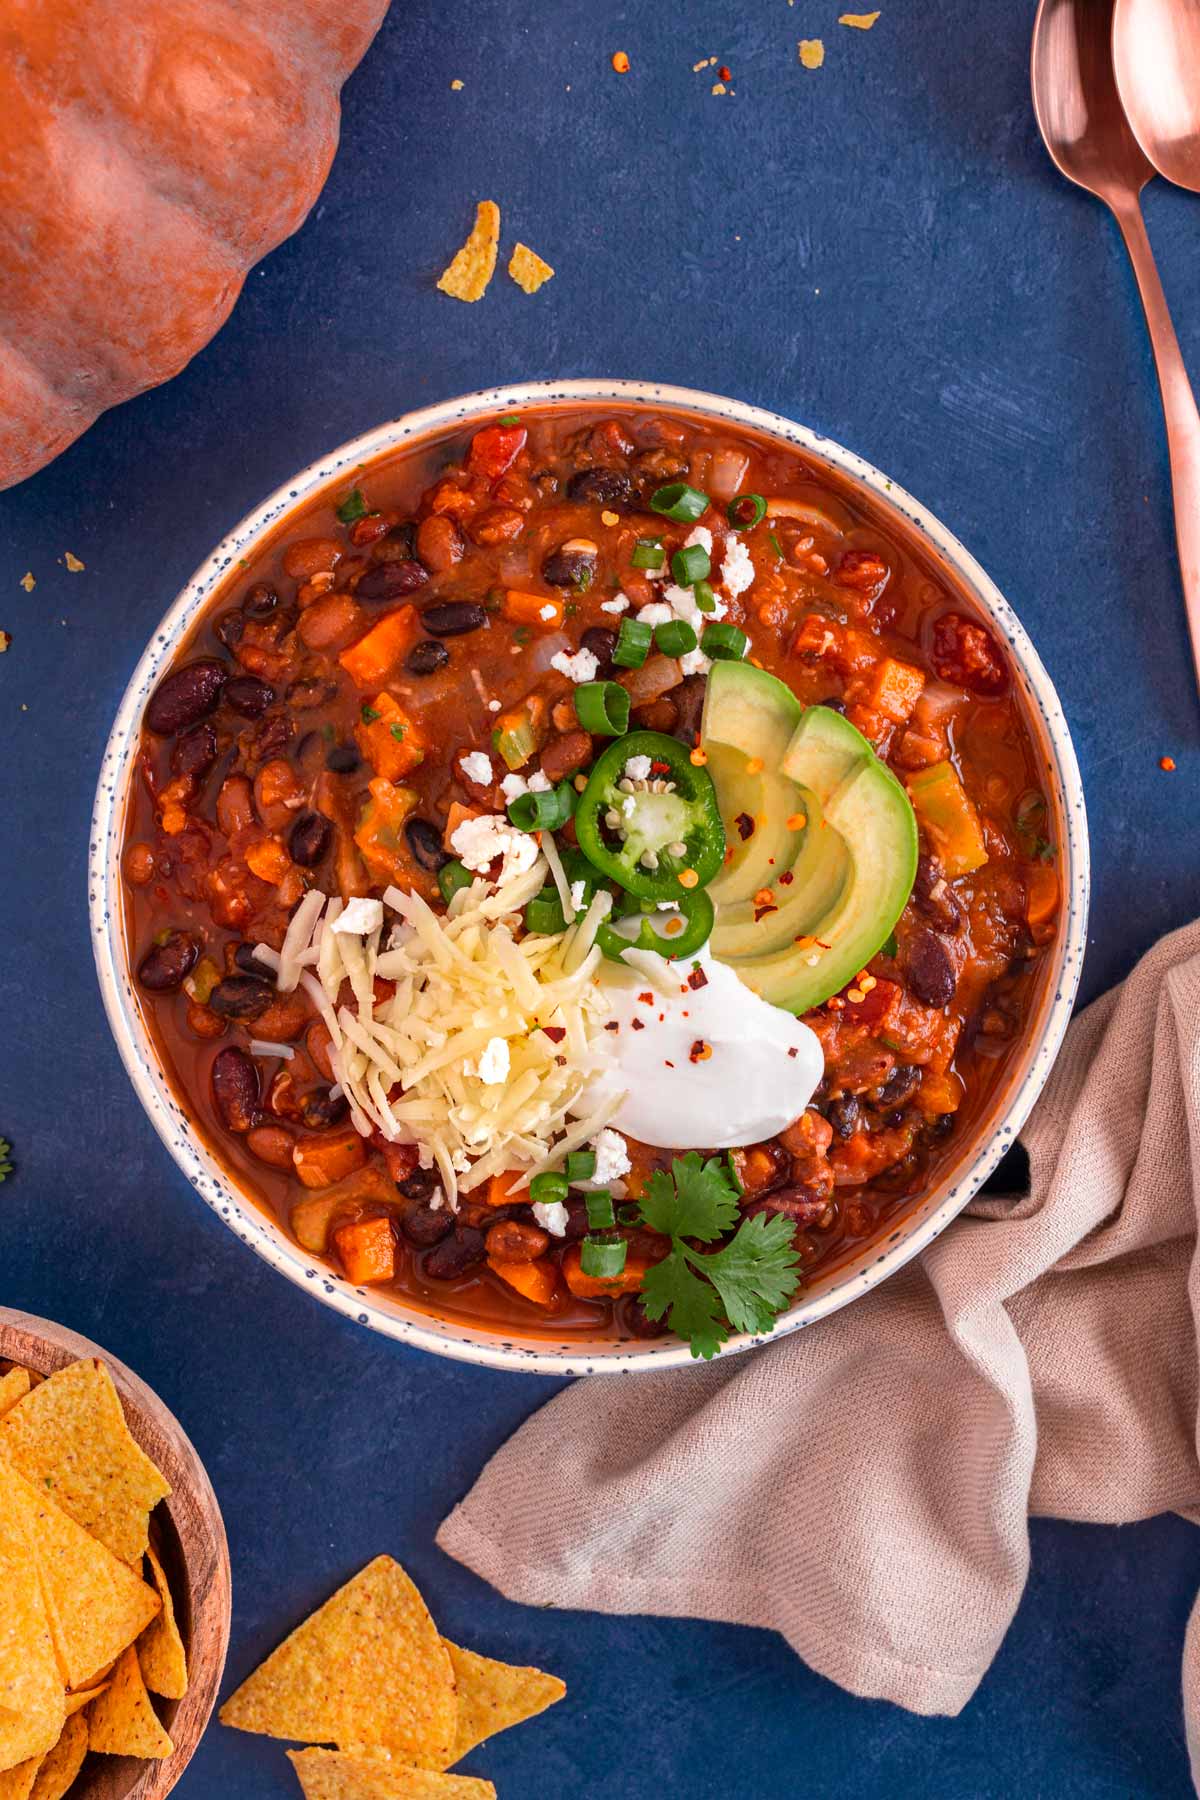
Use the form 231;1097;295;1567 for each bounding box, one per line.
702;664;805;907
781;704;874;800
712;820;850;958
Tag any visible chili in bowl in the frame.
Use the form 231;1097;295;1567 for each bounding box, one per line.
90;381;1088;1374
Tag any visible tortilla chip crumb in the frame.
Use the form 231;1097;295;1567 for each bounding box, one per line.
711;81;727;94
0;630;10;653
799;38;825;68
839;10;881;25
437;201;501;303
508;244;555;296
611;50;629;72
64;553;84;572
450;79;463;90
19;571;34;592
692;57;708;71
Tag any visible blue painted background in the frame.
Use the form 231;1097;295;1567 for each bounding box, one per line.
2;2;1198;1793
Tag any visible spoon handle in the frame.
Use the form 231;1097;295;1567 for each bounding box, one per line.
1110;196;1200;695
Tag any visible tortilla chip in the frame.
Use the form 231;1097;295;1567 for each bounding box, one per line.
18;1468;160;1689
507;244;554;296
86;1646;172;1760
799;38;825;67
220;1557;456;1764
28;1713;87;1800
63;1683;107;1716
0;1474;64;1772
0;1373;31;1424
0;1760;39;1800
440;1641;564;1765
288;1751;494;1800
0;1359;170;1566
839;10;881;25
137;1546;187;1699
437;202;500;303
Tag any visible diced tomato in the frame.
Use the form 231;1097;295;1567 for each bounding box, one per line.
930;613;1007;696
466;424;527;483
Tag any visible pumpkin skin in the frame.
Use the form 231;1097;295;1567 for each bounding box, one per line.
0;0;390;490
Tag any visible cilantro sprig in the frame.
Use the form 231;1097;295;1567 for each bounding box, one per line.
635;1153;801;1360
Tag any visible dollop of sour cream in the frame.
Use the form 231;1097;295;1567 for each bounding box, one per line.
590;943;824;1150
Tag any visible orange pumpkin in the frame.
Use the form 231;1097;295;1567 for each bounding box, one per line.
0;0;390;489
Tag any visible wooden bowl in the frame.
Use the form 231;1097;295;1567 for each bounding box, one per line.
0;1310;231;1798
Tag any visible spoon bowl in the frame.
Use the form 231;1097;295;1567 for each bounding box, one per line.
1032;0;1151;199
1113;0;1200;192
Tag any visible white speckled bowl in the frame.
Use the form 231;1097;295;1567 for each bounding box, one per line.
90;381;1089;1375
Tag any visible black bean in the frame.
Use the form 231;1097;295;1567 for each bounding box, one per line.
566;468;633;507
405;639;450;676
617;1294;669;1339
215;609;244;649
672;674;708;746
233;942;276;979
300;1087;349;1130
402;1204;453;1248
873;1063;921;1108
827;1096;861;1139
288;811;332;868
286;677;338;711
423;1226;486;1280
242;581;279;619
211;1046;261;1133
223;675;275;719
209;976;274;1020
560;1199;591;1243
912;854;967;934
371;522;417;562
146;660;227;736
926;1113;956;1142
325;741;361;774
398;1165;438;1201
171;722;217;781
137;930;198;993
904;929;958;1008
357;560;428;603
405;818;449;872
422;602;487;638
580;627;618;678
542;546;597;588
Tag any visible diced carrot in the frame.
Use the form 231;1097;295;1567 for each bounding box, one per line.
354;777;418;884
293;1126;368;1190
442;800;481;853
562;1242;651;1299
1025;860;1059;945
865;656;925;724
488;1255;561;1307
355;691;426;780
339;604;419;687
333;1215;397;1284
244;835;293;885
505;589;564;629
467;423;527;482
486;1171;528;1208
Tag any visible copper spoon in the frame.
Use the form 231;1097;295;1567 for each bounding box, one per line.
1113;0;1200;192
1032;0;1200;693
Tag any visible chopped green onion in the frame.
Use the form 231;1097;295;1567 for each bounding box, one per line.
613;618;652;669
575;680;631;736
525;890;567;935
336;488;368;524
438;860;473;905
580;1235;628;1279
768;531;784;560
566;1150;596;1185
508;781;575;833
530;1170;569;1205
693;581;716;614
671;543;711;586
701;622;749;661
655;619;697;658
585;1190;616;1230
728;492;766;530
725;1151;744;1196
631;538;666;570
650;482;709;523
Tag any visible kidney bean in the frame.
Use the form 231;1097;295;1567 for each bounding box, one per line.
171;722;217;780
209;976;274;1020
356;560;428;603
397;1165;438;1201
415;514;465;572
873;1063;921;1108
826;1096;861;1139
405;639;450;676
617;1294;669;1338
422;601;488;637
223;675;275;718
216;774;256;837
211;1046;260;1133
301;1087;349;1130
242;581;279;619
903;929;958;1008
485;1219;550;1262
541;731;592;784
541;546;596;587
215;609;244;649
137;930;198;992
566;468;633;507
325;740;361;774
247;1124;295;1169
423;1226;486;1280
580;626;617;677
146;660;227;735
124;843;156;885
403;1204;453;1248
404;817;449;871
289;811;332;867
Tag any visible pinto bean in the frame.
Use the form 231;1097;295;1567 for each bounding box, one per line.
211;1046;260;1133
296;592;363;651
415;514;465;572
146;660;227;735
485;1219;550;1262
469;506;525;546
306;1019;335;1081
186;1000;225;1039
282;536;342;580
137;930;198;992
540;730;592;783
247;1124;295;1169
903;929;958;1008
216;773;256;837
251;992;311;1042
423;1226;486;1280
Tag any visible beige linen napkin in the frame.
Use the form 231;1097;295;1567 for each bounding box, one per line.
439;920;1200;1761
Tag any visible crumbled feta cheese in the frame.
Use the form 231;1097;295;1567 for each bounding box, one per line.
624;754;653;781
527;770;552;792
645;558;669;582
488;699;501;712
539;604;558;622
533;1200;570;1238
664;582;728;628
590;1127;631;1186
601;594;631;614
680;647;713;677
635;602;673;628
569;879;587;911
683;525;713;555
501;772;529;802
450;813;541;883
656;900;681;911
332;897;384;935
459;750;494;786
551;647;600;683
428;1184;448;1212
621;794;636;817
469;1036;510;1085
720;534;755;598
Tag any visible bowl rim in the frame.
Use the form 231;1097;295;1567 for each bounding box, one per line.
89;377;1090;1376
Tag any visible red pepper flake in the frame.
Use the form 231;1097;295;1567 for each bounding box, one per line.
734;811;755;841
664;1060;675;1068
604;1020;620;1032
719;64;732;80
651;759;672;776
631;1017;645;1031
787;1047;799;1058
637;991;654;1005
543;1025;567;1042
778;870;794;886
687;967;708;990
689;1039;713;1063
1160;755;1176;771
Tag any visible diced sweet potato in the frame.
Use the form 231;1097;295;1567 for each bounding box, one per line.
562;1242;651;1299
488;1255;561;1307
355;692;426;781
864;656;925;724
486;1172;528;1208
293;1126;368;1190
339;605;419;688
243;836;293;885
290;1165;397;1252
333;1215;397;1284
505;589;563;629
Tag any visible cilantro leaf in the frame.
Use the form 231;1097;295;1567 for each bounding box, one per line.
701;1213;801;1337
638;1152;739;1243
640;1248;729;1361
336;488;368;524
